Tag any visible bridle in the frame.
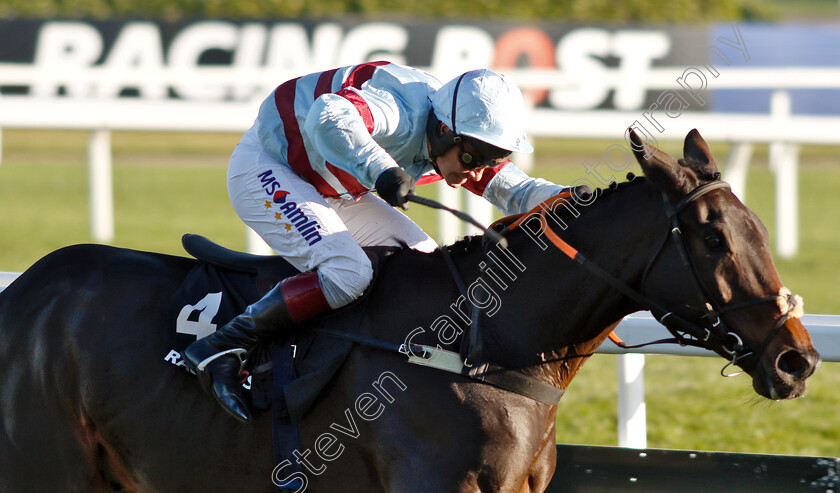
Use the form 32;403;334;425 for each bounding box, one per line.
642;180;802;375
324;181;800;405
505;179;802;377
314;180;800;406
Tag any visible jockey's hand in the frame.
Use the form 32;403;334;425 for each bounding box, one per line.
375;167;415;209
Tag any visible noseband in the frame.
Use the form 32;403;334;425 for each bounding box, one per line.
640;180;801;376
506;180;802;376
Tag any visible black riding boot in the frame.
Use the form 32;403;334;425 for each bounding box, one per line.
183;271;331;423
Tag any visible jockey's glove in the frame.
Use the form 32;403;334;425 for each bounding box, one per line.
375;167;415;208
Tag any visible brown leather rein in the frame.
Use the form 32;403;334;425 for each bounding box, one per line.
498;180;801;377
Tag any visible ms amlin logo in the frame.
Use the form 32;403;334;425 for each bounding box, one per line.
259;170;323;246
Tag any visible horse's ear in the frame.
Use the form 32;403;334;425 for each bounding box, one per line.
629;128;698;200
680;128;720;180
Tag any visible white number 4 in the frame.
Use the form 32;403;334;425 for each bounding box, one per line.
176;292;223;340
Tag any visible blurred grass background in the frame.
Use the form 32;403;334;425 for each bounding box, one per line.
0;129;838;457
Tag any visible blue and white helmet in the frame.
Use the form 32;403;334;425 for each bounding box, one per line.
431;69;534;153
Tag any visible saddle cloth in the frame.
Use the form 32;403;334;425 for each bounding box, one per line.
166;234;390;422
165;234;373;422
167;235;396;491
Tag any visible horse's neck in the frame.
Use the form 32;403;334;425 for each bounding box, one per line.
476;181;666;373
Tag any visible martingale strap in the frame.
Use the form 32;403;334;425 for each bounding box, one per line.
404;345;565;405
315;329;565;405
438;245;483;367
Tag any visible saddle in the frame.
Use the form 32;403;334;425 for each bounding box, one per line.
181;233;298;296
168;234;391;421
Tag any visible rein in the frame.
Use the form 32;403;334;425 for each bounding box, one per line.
315;179;798;404
503;179;801;376
316;193;566;406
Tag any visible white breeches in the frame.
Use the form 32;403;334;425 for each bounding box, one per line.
227;126;438;309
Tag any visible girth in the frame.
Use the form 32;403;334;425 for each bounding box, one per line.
315;243;566;406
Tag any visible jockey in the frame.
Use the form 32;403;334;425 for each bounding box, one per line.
183;62;569;423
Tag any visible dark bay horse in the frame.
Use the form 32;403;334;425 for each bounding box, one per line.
0;130;820;492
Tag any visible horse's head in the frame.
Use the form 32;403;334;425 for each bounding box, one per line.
630;129;820;399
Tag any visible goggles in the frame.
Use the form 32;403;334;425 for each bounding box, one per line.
454;135;512;170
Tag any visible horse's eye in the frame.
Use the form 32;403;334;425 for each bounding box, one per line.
704;233;724;249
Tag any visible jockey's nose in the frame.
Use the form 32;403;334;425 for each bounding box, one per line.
468;168;485;181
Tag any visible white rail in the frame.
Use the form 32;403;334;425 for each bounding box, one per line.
607;312;840;449
607;312;840;360
0;272;20;291
0;91;827;258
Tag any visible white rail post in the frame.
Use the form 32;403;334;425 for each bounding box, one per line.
88;128;114;243
723;142;753;201
438;181;462;245
769;90;799;259
513;148;535;175
617;353;647;449
515;96;536;173
465;188;493;236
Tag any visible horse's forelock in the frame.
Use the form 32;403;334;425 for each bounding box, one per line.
677;157;722;183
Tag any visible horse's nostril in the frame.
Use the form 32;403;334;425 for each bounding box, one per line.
777;349;812;379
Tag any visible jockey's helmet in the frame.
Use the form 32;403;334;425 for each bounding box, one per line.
429;69;534;160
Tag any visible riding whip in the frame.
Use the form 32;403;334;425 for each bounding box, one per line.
405;194;508;248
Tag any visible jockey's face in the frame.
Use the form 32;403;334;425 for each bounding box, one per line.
432;124;491;188
436;144;488;188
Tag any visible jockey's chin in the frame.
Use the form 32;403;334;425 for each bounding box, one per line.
444;176;469;188
442;168;485;188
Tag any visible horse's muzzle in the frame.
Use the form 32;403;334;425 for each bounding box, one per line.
755;347;820;400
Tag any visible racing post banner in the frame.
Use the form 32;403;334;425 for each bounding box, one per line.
0;20;739;112
0;20;837;114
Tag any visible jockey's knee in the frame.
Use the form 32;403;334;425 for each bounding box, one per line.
316;254;374;309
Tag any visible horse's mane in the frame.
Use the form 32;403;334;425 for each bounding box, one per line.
443;172;648;256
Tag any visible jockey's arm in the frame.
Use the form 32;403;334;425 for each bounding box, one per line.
466;162;566;216
303;92;400;190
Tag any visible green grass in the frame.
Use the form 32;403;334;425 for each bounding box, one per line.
1;129;839;457
767;0;840;20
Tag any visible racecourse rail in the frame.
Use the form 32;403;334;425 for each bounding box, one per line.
0;271;837;452
3;67;840;258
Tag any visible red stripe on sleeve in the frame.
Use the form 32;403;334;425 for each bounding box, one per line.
326;163;368;197
321;62;390;196
273;77;340;197
314;68;337;95
273;64;390;199
416;173;443;186
463;161;511;196
335;88;374;132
